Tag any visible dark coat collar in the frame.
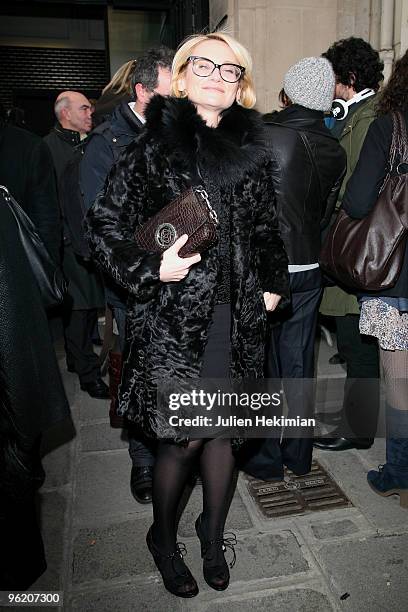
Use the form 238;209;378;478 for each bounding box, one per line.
52;122;82;146
144;95;268;187
111;100;144;136
264;104;336;140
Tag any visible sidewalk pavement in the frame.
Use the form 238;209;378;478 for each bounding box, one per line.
32;337;408;612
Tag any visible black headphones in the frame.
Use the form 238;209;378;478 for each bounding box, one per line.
331;88;375;120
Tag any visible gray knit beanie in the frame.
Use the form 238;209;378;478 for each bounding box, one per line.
283;57;335;111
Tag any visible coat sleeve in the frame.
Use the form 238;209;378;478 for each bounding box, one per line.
320;155;346;231
80;134;114;212
253;162;290;303
86;141;162;302
342;116;392;219
26;139;62;263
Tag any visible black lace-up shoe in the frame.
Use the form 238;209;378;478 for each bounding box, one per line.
146;526;199;598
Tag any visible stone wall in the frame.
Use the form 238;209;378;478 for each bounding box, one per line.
209;0;408;113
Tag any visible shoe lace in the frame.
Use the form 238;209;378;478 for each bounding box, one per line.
166;542;188;576
205;532;237;569
222;532;237;569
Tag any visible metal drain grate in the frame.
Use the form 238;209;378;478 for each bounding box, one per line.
246;460;352;518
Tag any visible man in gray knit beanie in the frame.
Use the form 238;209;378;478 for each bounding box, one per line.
242;56;346;482
283;56;335;111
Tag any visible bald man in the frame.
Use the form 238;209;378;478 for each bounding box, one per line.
44;91;93;180
44;91;108;400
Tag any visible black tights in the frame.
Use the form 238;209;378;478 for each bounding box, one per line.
151;438;235;552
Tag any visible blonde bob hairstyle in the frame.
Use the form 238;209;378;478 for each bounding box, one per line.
171;31;256;108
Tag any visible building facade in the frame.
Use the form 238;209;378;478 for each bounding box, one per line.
209;0;408;112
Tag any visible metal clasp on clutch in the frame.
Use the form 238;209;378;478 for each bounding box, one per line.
194;187;219;224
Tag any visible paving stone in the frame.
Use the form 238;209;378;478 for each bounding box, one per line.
72;519;309;589
178;481;254;538
74;451;138;525
186;530;310;587
72;516;154;584
359;438;386;468
203;588;334;611
33;339;408;612
70;582;183;612
80;422;129;452
318;534;408;611
78;391;110;423
316;449;408;529
311;519;359;540
32;491;67;591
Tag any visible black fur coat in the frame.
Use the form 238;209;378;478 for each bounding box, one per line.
87;96;289;439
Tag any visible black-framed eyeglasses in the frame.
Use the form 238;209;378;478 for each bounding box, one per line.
188;56;245;83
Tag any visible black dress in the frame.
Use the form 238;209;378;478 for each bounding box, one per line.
201;172;231;379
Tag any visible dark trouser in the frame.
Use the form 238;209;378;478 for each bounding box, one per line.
91;310;101;343
128;432;156;468
242;269;321;479
335;314;380;438
64;308;101;384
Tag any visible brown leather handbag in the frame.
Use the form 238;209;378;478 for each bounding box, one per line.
319;111;408;291
134;186;219;258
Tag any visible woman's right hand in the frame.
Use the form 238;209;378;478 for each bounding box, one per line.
159;234;201;282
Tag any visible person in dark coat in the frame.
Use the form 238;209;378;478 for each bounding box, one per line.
0;120;61;262
87;32;289;598
44;91;93;181
316;38;384;451
341;51;408;508
0;187;70;589
44;91;108;399
242;57;347;481
80;46;173;505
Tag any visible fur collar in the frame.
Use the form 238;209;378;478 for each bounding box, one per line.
144;95;267;187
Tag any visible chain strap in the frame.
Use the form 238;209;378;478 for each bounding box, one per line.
0;185;11;200
194;187;219;224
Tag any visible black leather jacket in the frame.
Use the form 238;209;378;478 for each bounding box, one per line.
265;105;346;265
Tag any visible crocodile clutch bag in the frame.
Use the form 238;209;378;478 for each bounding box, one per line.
134;187;218;257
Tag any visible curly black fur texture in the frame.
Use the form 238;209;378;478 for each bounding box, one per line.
323;37;384;92
86;96;289;441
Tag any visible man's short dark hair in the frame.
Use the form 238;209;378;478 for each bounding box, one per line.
131;46;174;98
323;37;384;92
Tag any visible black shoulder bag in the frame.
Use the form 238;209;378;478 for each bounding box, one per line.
0;185;67;309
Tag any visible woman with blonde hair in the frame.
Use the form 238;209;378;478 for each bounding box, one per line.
87;31;289;597
92;59;135;124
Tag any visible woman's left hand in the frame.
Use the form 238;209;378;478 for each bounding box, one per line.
263;292;281;312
